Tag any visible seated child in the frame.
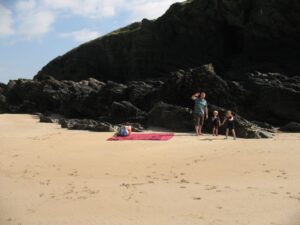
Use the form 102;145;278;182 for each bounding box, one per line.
221;111;237;140
212;110;221;136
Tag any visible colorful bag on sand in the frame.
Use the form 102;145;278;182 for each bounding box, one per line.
117;126;129;137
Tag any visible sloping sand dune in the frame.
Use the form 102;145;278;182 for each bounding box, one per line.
0;114;299;225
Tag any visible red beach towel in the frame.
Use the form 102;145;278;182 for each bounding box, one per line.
107;133;174;141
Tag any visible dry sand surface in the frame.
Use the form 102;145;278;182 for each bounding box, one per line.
0;114;300;225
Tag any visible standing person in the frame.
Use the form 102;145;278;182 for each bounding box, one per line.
191;92;208;135
212;110;221;136
221;110;237;140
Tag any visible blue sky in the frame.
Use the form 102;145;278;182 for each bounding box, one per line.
0;0;183;84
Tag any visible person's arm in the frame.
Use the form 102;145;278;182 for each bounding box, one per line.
191;93;200;100
205;106;208;119
221;118;227;126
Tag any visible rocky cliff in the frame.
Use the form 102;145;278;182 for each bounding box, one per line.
35;0;300;82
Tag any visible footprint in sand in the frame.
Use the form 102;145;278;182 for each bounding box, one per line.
68;170;78;177
289;195;300;201
78;196;88;200
205;185;217;191
180;186;186;189
180;179;189;184
26;209;36;214
39;179;51;186
217;206;223;210
193;197;202;200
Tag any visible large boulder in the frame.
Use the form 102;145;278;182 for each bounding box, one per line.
148;101;193;131
125;80;163;110
240;72;300;125
0;94;7;112
280;122;300;132
160;65;235;109
109;101;147;124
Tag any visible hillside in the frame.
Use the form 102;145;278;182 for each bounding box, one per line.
34;0;300;81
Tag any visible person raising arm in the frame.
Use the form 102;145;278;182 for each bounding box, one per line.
191;92;208;135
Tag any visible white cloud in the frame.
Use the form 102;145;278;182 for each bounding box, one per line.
0;4;14;37
15;0;36;11
42;0;122;18
17;10;55;40
60;29;100;43
41;0;183;20
126;0;184;21
1;0;184;41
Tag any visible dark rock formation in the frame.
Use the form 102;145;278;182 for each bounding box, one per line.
239;72;300;125
59;118;117;132
148;101;193;131
35;0;300;82
280;122;300;132
0;94;7;113
160;65;236;110
160;66;300;125
56;118;144;132
109;101;147;124
39;115;53;123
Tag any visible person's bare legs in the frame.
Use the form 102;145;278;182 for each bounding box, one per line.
195;126;199;135
225;129;229;139
212;128;216;136
216;128;219;136
232;129;236;140
199;125;203;135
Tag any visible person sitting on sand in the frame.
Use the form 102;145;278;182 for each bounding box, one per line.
221;110;236;140
191;92;208;135
212;110;221;136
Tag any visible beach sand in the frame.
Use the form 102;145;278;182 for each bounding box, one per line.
0;114;300;225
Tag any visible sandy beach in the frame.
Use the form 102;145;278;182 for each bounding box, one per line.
0;114;300;225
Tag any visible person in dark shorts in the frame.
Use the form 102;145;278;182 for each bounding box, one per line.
191;92;208;135
221;110;236;140
212;110;221;136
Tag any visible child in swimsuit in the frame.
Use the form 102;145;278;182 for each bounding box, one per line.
221;110;237;140
212;110;220;136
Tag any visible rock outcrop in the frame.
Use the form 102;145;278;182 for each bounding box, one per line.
280;122;300;132
35;0;300;82
1;63;299;138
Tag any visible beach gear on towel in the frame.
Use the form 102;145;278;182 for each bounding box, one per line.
108;133;174;141
117;126;132;137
